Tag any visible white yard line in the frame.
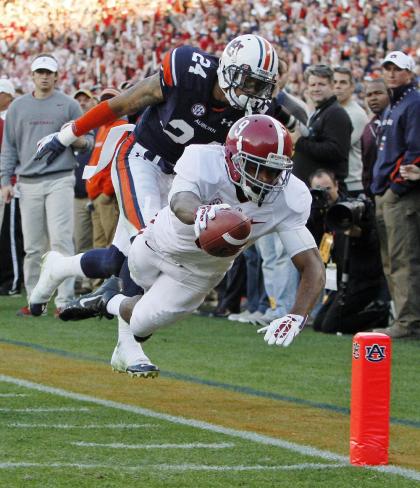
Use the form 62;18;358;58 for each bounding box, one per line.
7;423;156;429
72;441;235;449
0;462;346;472
0;407;90;412
0;374;419;482
0;393;29;397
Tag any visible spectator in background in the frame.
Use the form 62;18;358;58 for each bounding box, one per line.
310;169;389;334
0;79;24;296
371;51;420;339
73;88;96;294
0;0;417;99
291;64;352;191
333;66;368;196
85;87;126;250
360;78;390;199
0;54;92;316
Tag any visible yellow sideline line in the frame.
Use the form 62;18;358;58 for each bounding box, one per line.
0;343;419;470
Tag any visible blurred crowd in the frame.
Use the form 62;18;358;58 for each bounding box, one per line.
0;0;418;100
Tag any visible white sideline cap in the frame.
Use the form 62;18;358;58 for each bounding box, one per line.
31;56;58;73
0;79;15;96
382;51;415;72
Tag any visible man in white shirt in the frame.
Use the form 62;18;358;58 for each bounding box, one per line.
60;115;326;377
333;66;369;196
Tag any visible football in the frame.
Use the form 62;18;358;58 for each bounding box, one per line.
199;208;251;257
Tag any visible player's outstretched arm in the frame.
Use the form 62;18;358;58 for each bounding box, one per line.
170;191;232;238
170;191;202;225
289;247;325;318
35;73;164;164
258;247;325;347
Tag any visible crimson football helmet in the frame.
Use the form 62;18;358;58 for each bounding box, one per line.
217;35;278;113
225;114;293;205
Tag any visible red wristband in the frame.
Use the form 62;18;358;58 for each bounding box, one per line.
73;101;119;136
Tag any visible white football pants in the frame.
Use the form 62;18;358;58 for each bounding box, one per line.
127;232;225;337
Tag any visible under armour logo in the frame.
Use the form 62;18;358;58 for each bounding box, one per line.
135;152;141;157
221;119;233;127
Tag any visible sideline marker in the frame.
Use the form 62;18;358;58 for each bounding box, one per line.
350;332;392;465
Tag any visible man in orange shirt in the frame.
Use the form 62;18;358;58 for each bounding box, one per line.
86;88;127;248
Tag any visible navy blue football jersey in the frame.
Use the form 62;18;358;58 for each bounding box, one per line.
134;46;255;168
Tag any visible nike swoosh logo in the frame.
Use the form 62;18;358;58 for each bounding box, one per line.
79;297;98;307
250;219;266;225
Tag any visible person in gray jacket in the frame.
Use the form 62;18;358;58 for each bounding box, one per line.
0;53;92;316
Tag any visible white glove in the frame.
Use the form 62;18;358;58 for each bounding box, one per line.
194;204;231;238
257;314;307;347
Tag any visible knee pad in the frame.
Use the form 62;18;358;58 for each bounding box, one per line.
81;245;125;278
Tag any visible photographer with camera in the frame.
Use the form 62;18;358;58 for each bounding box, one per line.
308;169;389;335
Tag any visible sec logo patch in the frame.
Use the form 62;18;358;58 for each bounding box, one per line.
191;103;206;117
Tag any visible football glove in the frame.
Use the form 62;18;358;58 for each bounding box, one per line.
257;314;307;347
194;203;231;238
35;124;78;165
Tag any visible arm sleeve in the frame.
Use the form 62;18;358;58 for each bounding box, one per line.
278;226;317;258
402;99;420;166
0;107;18;186
168;175;202;205
275;179;316;257
160;46;212;99
73;101;119;137
350;109;369;146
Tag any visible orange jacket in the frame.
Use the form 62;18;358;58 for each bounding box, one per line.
86;118;127;200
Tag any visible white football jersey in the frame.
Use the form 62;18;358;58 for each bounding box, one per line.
143;144;315;276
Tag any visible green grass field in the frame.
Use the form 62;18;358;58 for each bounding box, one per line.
0;295;419;487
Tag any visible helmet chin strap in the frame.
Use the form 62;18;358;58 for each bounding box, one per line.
224;87;253;112
245;99;253;116
241;179;260;204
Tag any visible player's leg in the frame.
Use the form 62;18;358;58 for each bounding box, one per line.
29;244;126;316
109;140;174;370
59;139;173;372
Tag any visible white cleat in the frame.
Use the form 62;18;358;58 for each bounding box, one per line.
29;251;64;316
110;344;159;379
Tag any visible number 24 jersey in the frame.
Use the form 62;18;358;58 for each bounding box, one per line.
134;45;258;166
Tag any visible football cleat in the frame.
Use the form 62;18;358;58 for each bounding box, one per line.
58;276;123;321
110;343;159;379
29;251;64;316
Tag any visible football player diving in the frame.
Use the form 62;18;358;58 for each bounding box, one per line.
59;114;325;377
29;35;307;377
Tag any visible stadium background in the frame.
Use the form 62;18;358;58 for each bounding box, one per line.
0;0;418;101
